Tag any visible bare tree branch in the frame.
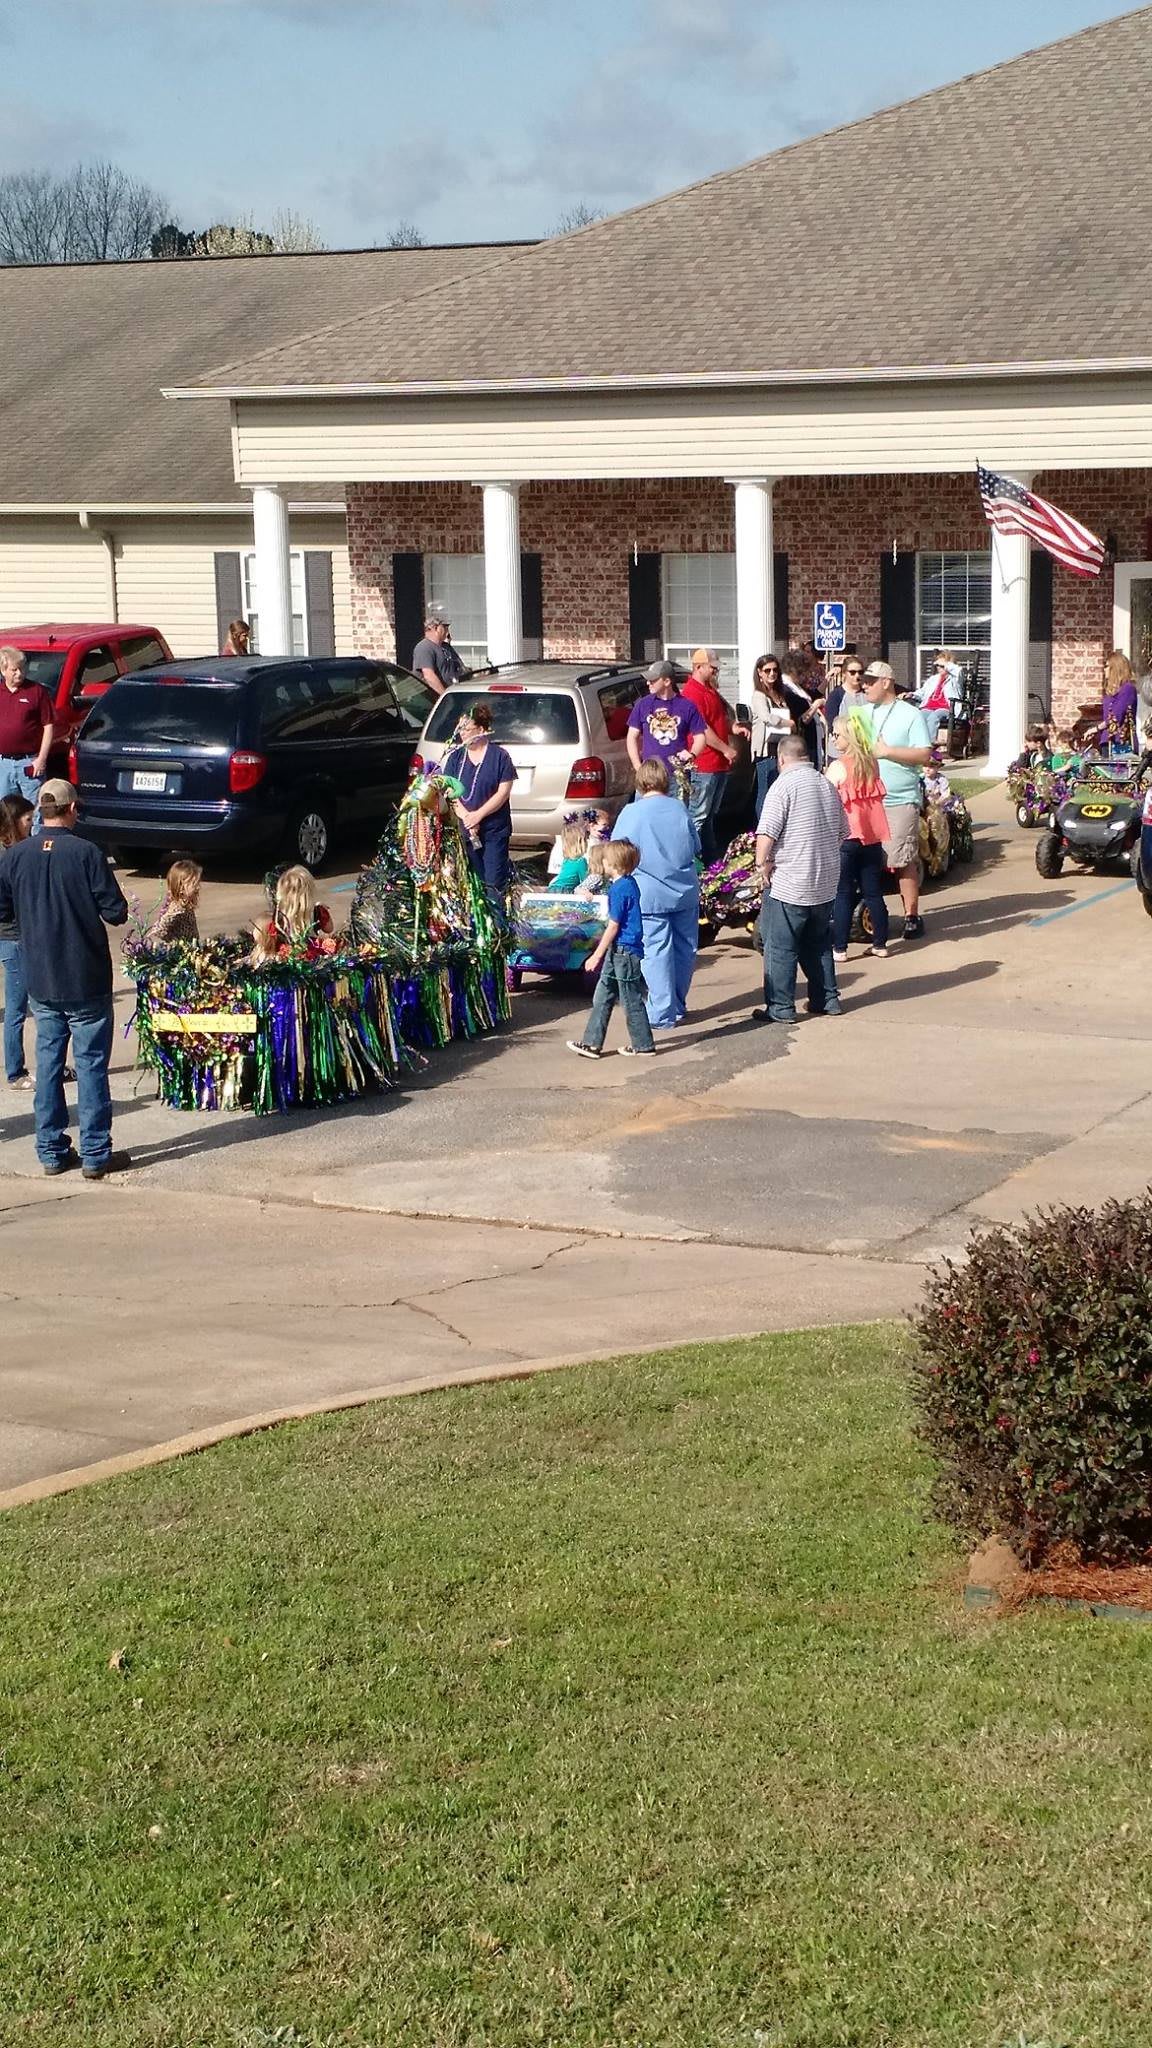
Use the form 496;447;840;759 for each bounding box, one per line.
382;220;426;248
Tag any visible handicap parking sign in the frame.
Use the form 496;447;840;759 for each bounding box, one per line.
813;601;847;653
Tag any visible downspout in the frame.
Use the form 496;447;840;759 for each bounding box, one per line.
77;509;118;622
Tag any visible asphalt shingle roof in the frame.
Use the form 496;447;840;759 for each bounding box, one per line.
184;8;1152;394
0;244;529;503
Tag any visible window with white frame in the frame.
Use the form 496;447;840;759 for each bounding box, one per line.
916;551;992;682
426;555;488;670
243;550;308;656
662;554;739;699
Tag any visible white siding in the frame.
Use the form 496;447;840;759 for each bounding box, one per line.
114;521;227;655
0;516;351;658
230;374;1152;482
0;525;112;622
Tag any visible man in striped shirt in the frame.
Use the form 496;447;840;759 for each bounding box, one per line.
753;734;848;1023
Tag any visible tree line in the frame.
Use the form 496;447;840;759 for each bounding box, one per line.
0;160;428;264
0;160;606;265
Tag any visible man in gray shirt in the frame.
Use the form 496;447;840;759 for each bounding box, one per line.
752;734;848;1022
410;616;467;696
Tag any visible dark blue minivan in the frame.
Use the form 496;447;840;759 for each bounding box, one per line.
72;656;438;870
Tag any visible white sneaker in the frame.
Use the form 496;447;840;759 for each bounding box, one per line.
832;949;848;963
618;1045;657;1057
566;1040;601;1060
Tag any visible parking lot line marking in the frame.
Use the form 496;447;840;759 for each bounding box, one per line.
1029;882;1133;927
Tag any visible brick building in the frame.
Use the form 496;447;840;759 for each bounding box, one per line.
169;8;1152;770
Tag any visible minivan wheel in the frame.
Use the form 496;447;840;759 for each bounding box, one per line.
287;803;332;872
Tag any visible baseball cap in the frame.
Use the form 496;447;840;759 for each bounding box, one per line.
646;659;676;683
690;646;718;667
863;661;894;682
38;778;77;808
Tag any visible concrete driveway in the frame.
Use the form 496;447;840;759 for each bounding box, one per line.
2;789;1148;1500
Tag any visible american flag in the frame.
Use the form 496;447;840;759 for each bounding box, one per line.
977;464;1107;578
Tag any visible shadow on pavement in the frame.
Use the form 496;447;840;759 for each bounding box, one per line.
927;889;1076;937
846;959;1000;1010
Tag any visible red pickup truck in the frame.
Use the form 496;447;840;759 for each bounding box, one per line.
0;624;173;772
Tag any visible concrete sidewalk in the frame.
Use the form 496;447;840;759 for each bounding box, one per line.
2;783;1149;1501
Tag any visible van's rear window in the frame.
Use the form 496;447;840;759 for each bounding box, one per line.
424;691;579;746
79;683;243;748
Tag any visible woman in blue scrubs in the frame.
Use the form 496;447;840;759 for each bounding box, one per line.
443;703;518;898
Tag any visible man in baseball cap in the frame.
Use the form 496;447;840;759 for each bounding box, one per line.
0;777;129;1176
854;661;932;940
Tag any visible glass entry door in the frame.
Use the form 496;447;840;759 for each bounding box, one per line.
1112;562;1152;674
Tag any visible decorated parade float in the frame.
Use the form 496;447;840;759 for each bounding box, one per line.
123;770;509;1113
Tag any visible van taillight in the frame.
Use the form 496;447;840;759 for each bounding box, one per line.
565;757;606;798
410;751;424;774
228;751;267;795
68;742;79;784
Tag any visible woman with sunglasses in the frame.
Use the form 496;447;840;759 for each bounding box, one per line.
824;659;868;755
748;655;801;814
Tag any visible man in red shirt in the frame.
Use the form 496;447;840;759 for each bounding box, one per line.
0;646;54;806
682;647;736;864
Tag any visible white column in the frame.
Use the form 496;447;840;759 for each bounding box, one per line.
986;473;1033;775
731;477;776;697
480;481;523;666
251;484;292;657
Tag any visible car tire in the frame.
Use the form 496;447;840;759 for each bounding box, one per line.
286;802;333;873
1035;830;1065;879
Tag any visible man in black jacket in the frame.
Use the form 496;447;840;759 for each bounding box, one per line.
0;779;129;1178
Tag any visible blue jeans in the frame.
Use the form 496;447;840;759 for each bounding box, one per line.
30;997;114;1168
760;896;839;1020
582;945;654;1053
753;754;780;820
641;901;698;1028
688;769;727;867
833;840;890;953
0;756;41;820
0;937;29;1080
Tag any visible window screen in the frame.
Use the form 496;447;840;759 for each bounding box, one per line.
426;555;488;670
661;554;738;698
917;552;992;680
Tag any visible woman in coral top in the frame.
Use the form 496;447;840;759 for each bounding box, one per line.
825;714;891;961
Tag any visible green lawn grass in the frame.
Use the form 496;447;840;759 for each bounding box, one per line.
4;1327;1152;2048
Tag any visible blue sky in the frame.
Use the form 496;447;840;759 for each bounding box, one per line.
0;0;1130;246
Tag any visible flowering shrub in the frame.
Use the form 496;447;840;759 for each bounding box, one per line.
912;1197;1152;1563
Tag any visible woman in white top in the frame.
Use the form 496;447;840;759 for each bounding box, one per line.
748;654;800;814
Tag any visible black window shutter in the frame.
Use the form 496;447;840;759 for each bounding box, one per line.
213;552;243;653
628;552;662;662
773;551;789;660
880;552;917;689
520;552;543;660
392;551;425;669
1028;549;1053;719
303;551;335;657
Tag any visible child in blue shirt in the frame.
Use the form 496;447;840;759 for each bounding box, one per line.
566;840;655;1058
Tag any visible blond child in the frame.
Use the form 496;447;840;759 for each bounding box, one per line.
577;838;608;897
145;858;203;945
549;817;591;892
251;865;337;962
566;840;654;1059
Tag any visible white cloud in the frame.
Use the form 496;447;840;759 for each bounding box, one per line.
0;100;115;175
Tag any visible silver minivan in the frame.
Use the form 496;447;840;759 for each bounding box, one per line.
414;661;647;847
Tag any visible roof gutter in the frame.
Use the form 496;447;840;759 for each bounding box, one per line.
0;501;346;516
164;356;1152;402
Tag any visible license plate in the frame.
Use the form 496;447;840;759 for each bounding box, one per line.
132;771;166;793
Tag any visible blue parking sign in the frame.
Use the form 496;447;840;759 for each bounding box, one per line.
813;601;846;653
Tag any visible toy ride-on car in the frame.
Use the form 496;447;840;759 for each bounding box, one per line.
698;833;761;947
1035;755;1152;879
